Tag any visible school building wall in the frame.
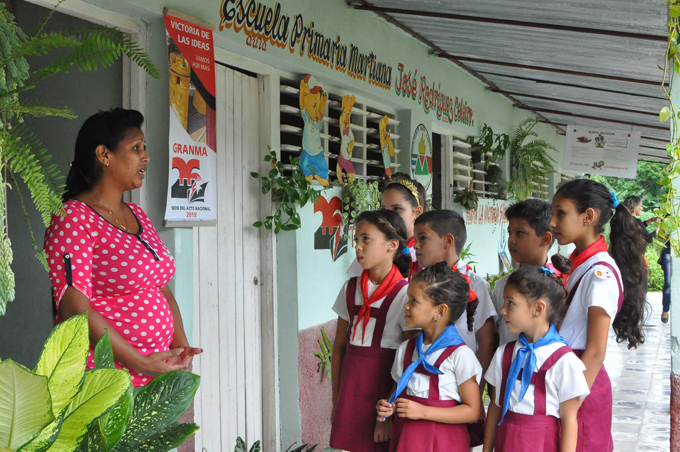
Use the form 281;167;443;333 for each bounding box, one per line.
18;0;570;449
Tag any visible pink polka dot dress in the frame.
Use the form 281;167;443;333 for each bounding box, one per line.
44;199;176;387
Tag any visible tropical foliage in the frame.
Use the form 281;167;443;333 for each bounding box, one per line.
0;1;160;315
0;313;199;452
507;118;557;201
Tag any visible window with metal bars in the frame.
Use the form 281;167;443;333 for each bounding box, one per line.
278;78;401;181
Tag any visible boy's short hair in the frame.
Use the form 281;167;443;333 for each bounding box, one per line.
505;198;553;238
414;210;466;254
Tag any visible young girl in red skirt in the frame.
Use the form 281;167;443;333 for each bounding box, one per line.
330;210;415;452
549;180;647;452
347;174;426;280
483;266;590;452
376;262;482;452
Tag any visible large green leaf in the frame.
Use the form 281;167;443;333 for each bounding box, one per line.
0;361;53;451
114;371;199;450
16;419;61;452
115;422;199;452
33;313;89;418
93;331;114;369
0;446;16;452
50;368;130;451
98;383;133;449
75;424;107;452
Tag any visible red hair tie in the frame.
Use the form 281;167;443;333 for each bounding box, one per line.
452;265;477;303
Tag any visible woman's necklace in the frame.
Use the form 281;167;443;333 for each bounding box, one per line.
91;192;129;232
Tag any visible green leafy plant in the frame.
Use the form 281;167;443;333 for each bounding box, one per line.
657;2;680;256
0;313;199;452
468;123;510;170
314;326;333;381
458;242;477;267
251;147;324;233
507;118;557;201
341;179;381;236
486;270;511;292
285;443;318;452
453;186;479;210
235;437;261;452
0;2;160;315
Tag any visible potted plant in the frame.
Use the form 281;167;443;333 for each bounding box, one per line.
453;186;479;211
507;118;557;201
467;123;510;170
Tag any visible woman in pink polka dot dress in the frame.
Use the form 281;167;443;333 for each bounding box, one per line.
44;109;201;387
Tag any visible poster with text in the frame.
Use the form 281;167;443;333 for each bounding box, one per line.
163;13;217;225
563;126;640;178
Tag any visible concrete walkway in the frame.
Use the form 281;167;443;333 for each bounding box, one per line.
608;291;671;452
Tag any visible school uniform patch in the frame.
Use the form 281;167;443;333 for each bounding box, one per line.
595;268;612;279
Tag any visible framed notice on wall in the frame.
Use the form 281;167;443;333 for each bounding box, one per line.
563;126;640;179
163;10;217;226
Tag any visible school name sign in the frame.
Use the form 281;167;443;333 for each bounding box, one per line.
218;0;393;90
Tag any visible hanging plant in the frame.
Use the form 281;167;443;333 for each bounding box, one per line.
453;186;479;211
251;147;325;233
468;123;510;170
507;118;557;201
340;179;381;236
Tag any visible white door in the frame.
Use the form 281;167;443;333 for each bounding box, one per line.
193;65;264;451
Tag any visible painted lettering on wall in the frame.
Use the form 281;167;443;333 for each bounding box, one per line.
219;0;392;90
395;62;474;127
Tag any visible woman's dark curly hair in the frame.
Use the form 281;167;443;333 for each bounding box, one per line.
411;261;478;331
355;209;411;277
551;178;647;349
506;266;566;326
63;108;144;202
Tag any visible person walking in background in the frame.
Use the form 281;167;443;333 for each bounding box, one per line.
623;195;661;300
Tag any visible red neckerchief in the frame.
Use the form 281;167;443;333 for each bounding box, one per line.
451;264;477;302
565;236;608;281
354;265;404;343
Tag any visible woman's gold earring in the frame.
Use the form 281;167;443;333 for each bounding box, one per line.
105;161;109;167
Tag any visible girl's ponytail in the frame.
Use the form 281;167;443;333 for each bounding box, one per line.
609;203;647;349
550;253;571;274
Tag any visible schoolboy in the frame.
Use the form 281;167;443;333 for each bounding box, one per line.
492;198;557;345
413;210;496;375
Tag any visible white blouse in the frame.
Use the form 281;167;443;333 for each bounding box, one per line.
485;341;590;418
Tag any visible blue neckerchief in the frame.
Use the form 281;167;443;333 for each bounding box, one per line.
499;324;567;424
388;324;465;404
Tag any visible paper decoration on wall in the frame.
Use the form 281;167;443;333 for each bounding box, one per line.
336;94;357;184
380;116;395;178
563;125;640;178
299;75;330;186
410;123;433;190
314;194;348;261
163;13;217;226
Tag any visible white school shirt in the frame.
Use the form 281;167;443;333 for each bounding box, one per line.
485;341;590;418
491;274;519;346
391;339;482;401
333;278;412;349
558;251;621;351
455;259;497;352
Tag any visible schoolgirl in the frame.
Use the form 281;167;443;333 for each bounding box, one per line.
376;262;482;452
330;210;414;452
550;179;647;451
483;267;589;452
347;173;426;280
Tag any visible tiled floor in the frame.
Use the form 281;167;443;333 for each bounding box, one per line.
473;292;671;452
608;291;671;452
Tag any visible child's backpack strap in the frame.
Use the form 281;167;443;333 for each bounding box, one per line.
532;345;572;416
498;341;516;408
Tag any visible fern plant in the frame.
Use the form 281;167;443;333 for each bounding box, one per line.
507;118;557;201
0;1;160;314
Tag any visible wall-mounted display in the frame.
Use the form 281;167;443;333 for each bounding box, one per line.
563;125;640;178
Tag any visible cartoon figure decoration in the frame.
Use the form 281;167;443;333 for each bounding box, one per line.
379;115;395;177
337;94;356;184
299;75;329;186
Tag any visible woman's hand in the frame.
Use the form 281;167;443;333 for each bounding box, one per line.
376;399;394;420
394;398;426;420
134;347;198;376
165;346;203;369
373;416;392;442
